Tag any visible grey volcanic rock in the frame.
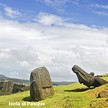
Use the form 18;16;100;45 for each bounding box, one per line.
0;80;30;95
20;85;30;92
12;83;29;93
72;65;108;88
89;72;95;76
30;66;54;101
0;81;4;90
0;80;14;95
97;90;108;98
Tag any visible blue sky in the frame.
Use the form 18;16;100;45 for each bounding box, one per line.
0;0;108;81
0;0;108;26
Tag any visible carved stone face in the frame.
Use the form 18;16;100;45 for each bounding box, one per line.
72;65;85;83
72;65;108;88
72;65;93;87
72;65;81;74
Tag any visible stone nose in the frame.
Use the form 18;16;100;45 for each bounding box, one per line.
72;66;78;73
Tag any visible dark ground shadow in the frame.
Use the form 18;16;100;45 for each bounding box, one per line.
22;96;41;102
22;96;33;102
64;87;93;92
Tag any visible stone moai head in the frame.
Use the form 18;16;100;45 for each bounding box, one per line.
30;66;54;101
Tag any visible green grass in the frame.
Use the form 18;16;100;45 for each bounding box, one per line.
102;76;108;82
0;79;108;108
0;83;91;108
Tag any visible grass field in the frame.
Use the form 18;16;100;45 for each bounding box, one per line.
101;76;108;82
0;77;108;108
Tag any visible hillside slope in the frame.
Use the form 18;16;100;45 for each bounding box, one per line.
0;80;108;108
0;76;108;108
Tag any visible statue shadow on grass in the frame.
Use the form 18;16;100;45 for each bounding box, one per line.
64;87;93;92
22;96;35;102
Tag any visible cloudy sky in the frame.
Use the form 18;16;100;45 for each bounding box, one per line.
0;0;108;81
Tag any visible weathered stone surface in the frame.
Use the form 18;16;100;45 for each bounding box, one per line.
0;81;4;90
97;90;108;98
0;80;30;95
0;80;14;95
72;65;108;88
89;72;95;76
30;66;54;101
20;85;30;92
12;83;29;93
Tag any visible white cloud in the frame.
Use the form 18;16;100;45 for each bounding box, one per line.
43;0;79;6
0;12;108;81
94;4;108;9
91;3;108;16
4;6;21;18
36;12;77;26
0;47;40;79
37;0;79;12
37;12;64;26
43;0;68;7
0;2;21;18
94;11;108;16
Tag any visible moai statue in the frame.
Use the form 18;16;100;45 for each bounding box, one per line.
72;65;108;88
0;80;14;95
30;66;54;101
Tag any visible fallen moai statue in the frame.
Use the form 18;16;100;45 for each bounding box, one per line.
72;65;108;88
30;66;54;101
0;80;14;95
20;86;30;92
0;80;30;95
12;83;30;93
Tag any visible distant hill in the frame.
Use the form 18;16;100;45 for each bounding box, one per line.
0;74;7;79
0;74;75;85
0;74;29;84
53;81;75;86
96;73;108;77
